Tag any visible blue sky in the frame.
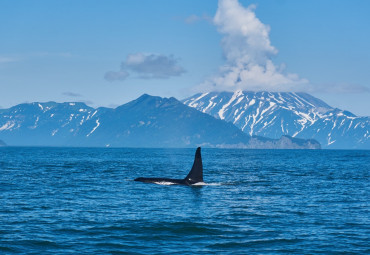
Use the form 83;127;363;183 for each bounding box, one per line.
1;0;369;115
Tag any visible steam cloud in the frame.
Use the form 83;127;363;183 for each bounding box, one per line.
200;0;308;92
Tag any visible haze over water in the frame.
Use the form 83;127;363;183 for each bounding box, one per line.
1;147;369;254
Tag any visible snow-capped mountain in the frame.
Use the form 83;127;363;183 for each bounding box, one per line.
0;101;109;146
0;94;320;148
183;91;369;149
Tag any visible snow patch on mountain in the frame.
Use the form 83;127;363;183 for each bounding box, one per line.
0;121;15;131
87;119;100;137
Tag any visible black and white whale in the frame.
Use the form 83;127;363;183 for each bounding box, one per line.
134;147;204;185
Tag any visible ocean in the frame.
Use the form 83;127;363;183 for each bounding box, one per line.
0;147;369;254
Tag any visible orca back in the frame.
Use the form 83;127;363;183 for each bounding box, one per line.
134;147;204;186
184;147;203;184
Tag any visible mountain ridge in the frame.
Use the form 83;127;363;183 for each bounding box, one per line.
183;90;369;149
0;94;320;149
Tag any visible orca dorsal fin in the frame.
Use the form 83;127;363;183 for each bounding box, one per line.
184;147;203;184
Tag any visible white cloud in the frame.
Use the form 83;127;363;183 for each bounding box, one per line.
62;92;82;97
105;53;185;82
199;0;308;92
30;52;73;58
0;57;18;64
124;53;185;78
104;70;130;82
185;14;201;24
308;83;370;94
0;53;72;65
185;14;212;24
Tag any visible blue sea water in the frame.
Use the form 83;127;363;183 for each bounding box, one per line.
0;147;369;254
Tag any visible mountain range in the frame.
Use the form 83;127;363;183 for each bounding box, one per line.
183;91;369;149
0;94;319;149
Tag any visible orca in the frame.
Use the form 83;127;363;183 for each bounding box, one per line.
134;147;203;185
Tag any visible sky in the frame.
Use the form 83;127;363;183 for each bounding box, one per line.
1;0;369;116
